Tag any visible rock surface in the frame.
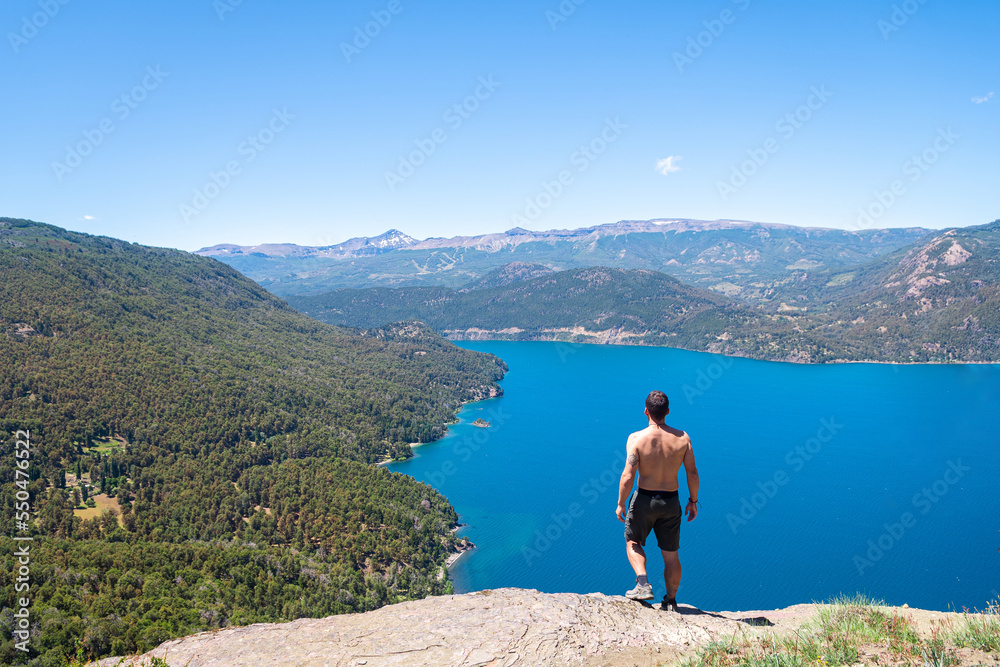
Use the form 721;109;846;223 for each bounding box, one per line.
98;588;968;667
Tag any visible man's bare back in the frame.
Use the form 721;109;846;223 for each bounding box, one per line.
616;390;699;606
626;424;691;492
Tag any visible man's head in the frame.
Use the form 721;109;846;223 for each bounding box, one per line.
645;390;669;422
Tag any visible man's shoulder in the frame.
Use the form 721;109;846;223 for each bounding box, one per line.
628;426;656;440
665;424;690;441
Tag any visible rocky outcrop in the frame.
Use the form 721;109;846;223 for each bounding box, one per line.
99;588;976;667
97;589;813;666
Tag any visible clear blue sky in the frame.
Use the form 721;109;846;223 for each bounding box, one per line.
2;0;997;250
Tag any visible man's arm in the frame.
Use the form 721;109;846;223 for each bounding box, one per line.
683;440;699;522
616;436;639;523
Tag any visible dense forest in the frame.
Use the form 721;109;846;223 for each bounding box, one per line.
0;218;507;664
289;264;730;331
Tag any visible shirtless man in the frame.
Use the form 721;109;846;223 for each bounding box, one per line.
616;390;699;610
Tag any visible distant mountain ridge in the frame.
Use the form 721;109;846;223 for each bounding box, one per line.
195;218;932;299
288;266;732;339
198;228;417;259
287;221;1000;363
196;218;925;257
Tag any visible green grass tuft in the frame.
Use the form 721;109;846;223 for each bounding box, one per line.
815;594;921;648
680;594;970;667
947;600;1000;653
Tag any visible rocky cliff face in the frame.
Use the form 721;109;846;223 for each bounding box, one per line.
96;588;978;667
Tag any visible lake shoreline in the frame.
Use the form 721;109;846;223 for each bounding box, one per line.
446;547;474;568
377;390;504;467
448;337;1000;366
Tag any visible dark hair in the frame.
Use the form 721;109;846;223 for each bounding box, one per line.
645;390;669;421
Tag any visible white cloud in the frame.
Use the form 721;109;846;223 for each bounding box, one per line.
655;156;683;175
81;215;97;221
972;92;994;104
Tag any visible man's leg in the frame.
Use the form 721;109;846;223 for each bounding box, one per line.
663;549;681;600
626;540;647;578
624;540;653;600
624;494;653;600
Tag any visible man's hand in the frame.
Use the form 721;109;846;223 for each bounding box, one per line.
685;500;698;522
616;505;627;523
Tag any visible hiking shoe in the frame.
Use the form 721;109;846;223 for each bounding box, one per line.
661;597;679;613
626;582;654;600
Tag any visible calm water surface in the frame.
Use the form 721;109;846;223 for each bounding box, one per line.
388;342;999;612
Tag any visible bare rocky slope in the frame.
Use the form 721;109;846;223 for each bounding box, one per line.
100;588;982;667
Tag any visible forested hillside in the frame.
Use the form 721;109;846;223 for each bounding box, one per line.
0;218;506;664
790;221;1000;361
288;266;732;336
286;266;844;360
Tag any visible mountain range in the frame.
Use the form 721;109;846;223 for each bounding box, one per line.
203;218;1000;364
201;228;418;260
195;219;931;303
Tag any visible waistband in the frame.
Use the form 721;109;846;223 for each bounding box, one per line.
637;488;679;498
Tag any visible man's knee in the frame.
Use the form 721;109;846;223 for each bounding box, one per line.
661;549;680;561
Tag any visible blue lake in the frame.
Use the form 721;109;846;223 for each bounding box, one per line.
387;342;999;612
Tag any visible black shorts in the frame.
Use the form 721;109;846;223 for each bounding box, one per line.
624;488;682;551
